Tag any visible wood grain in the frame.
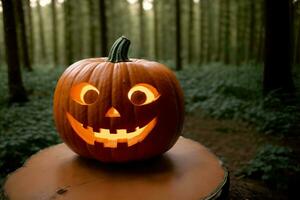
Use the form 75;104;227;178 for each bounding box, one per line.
4;137;229;200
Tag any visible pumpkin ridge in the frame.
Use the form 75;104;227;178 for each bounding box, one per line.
97;61;115;159
86;62;112;160
58;61;91;156
133;63;158;158
77;62;104;154
54;64;79;150
159;66;184;148
124;62;141;157
147;63;182;151
122;62;136;136
69;62;100;156
90;62;111;135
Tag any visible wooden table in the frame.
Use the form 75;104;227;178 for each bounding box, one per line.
4;137;229;200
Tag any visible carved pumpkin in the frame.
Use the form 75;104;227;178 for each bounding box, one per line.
53;37;184;162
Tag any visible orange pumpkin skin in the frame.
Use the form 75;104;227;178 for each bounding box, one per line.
53;37;184;162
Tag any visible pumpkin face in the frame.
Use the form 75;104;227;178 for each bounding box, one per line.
67;82;160;147
53;37;184;162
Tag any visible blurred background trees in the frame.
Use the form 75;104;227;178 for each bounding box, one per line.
0;0;298;67
0;0;299;102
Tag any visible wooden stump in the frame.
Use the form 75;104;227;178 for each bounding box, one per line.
4;137;229;200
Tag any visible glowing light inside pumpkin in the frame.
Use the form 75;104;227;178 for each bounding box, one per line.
128;83;160;105
70;82;99;105
105;107;121;117
67;82;160;147
66;113;157;148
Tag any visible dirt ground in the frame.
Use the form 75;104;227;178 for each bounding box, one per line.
182;114;295;200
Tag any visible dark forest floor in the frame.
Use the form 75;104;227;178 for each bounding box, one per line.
183;114;299;200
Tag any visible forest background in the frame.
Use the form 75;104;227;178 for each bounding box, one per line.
0;0;300;199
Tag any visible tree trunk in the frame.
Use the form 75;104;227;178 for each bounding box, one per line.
257;26;265;64
1;0;28;103
263;0;294;95
24;0;34;65
138;0;145;57
295;18;300;65
108;0;116;40
255;0;264;63
294;2;300;65
175;0;182;70
160;1;167;60
236;1;246;64
37;0;46;63
99;0;108;56
187;0;194;64
248;0;256;62
0;10;4;64
153;0;159;60
15;0;32;71
87;0;95;57
216;0;223;62
207;1;215;62
64;0;73;65
200;0;208;64
51;0;58;66
73;0;83;60
222;0;230;64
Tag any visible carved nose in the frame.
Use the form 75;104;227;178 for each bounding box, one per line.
105;107;121;118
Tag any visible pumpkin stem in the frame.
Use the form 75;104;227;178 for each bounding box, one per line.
107;36;131;63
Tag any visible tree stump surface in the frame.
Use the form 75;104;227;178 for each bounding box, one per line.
4;137;229;200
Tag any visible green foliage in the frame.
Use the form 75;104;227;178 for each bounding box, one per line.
0;130;59;174
177;63;300;135
239;144;300;189
0;66;62;176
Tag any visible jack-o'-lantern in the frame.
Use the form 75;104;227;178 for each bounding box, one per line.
53;36;184;162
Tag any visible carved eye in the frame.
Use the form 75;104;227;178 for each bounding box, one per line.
128;83;160;106
70;82;99;105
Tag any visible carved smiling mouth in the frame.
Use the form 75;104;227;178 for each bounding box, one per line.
66;113;157;148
